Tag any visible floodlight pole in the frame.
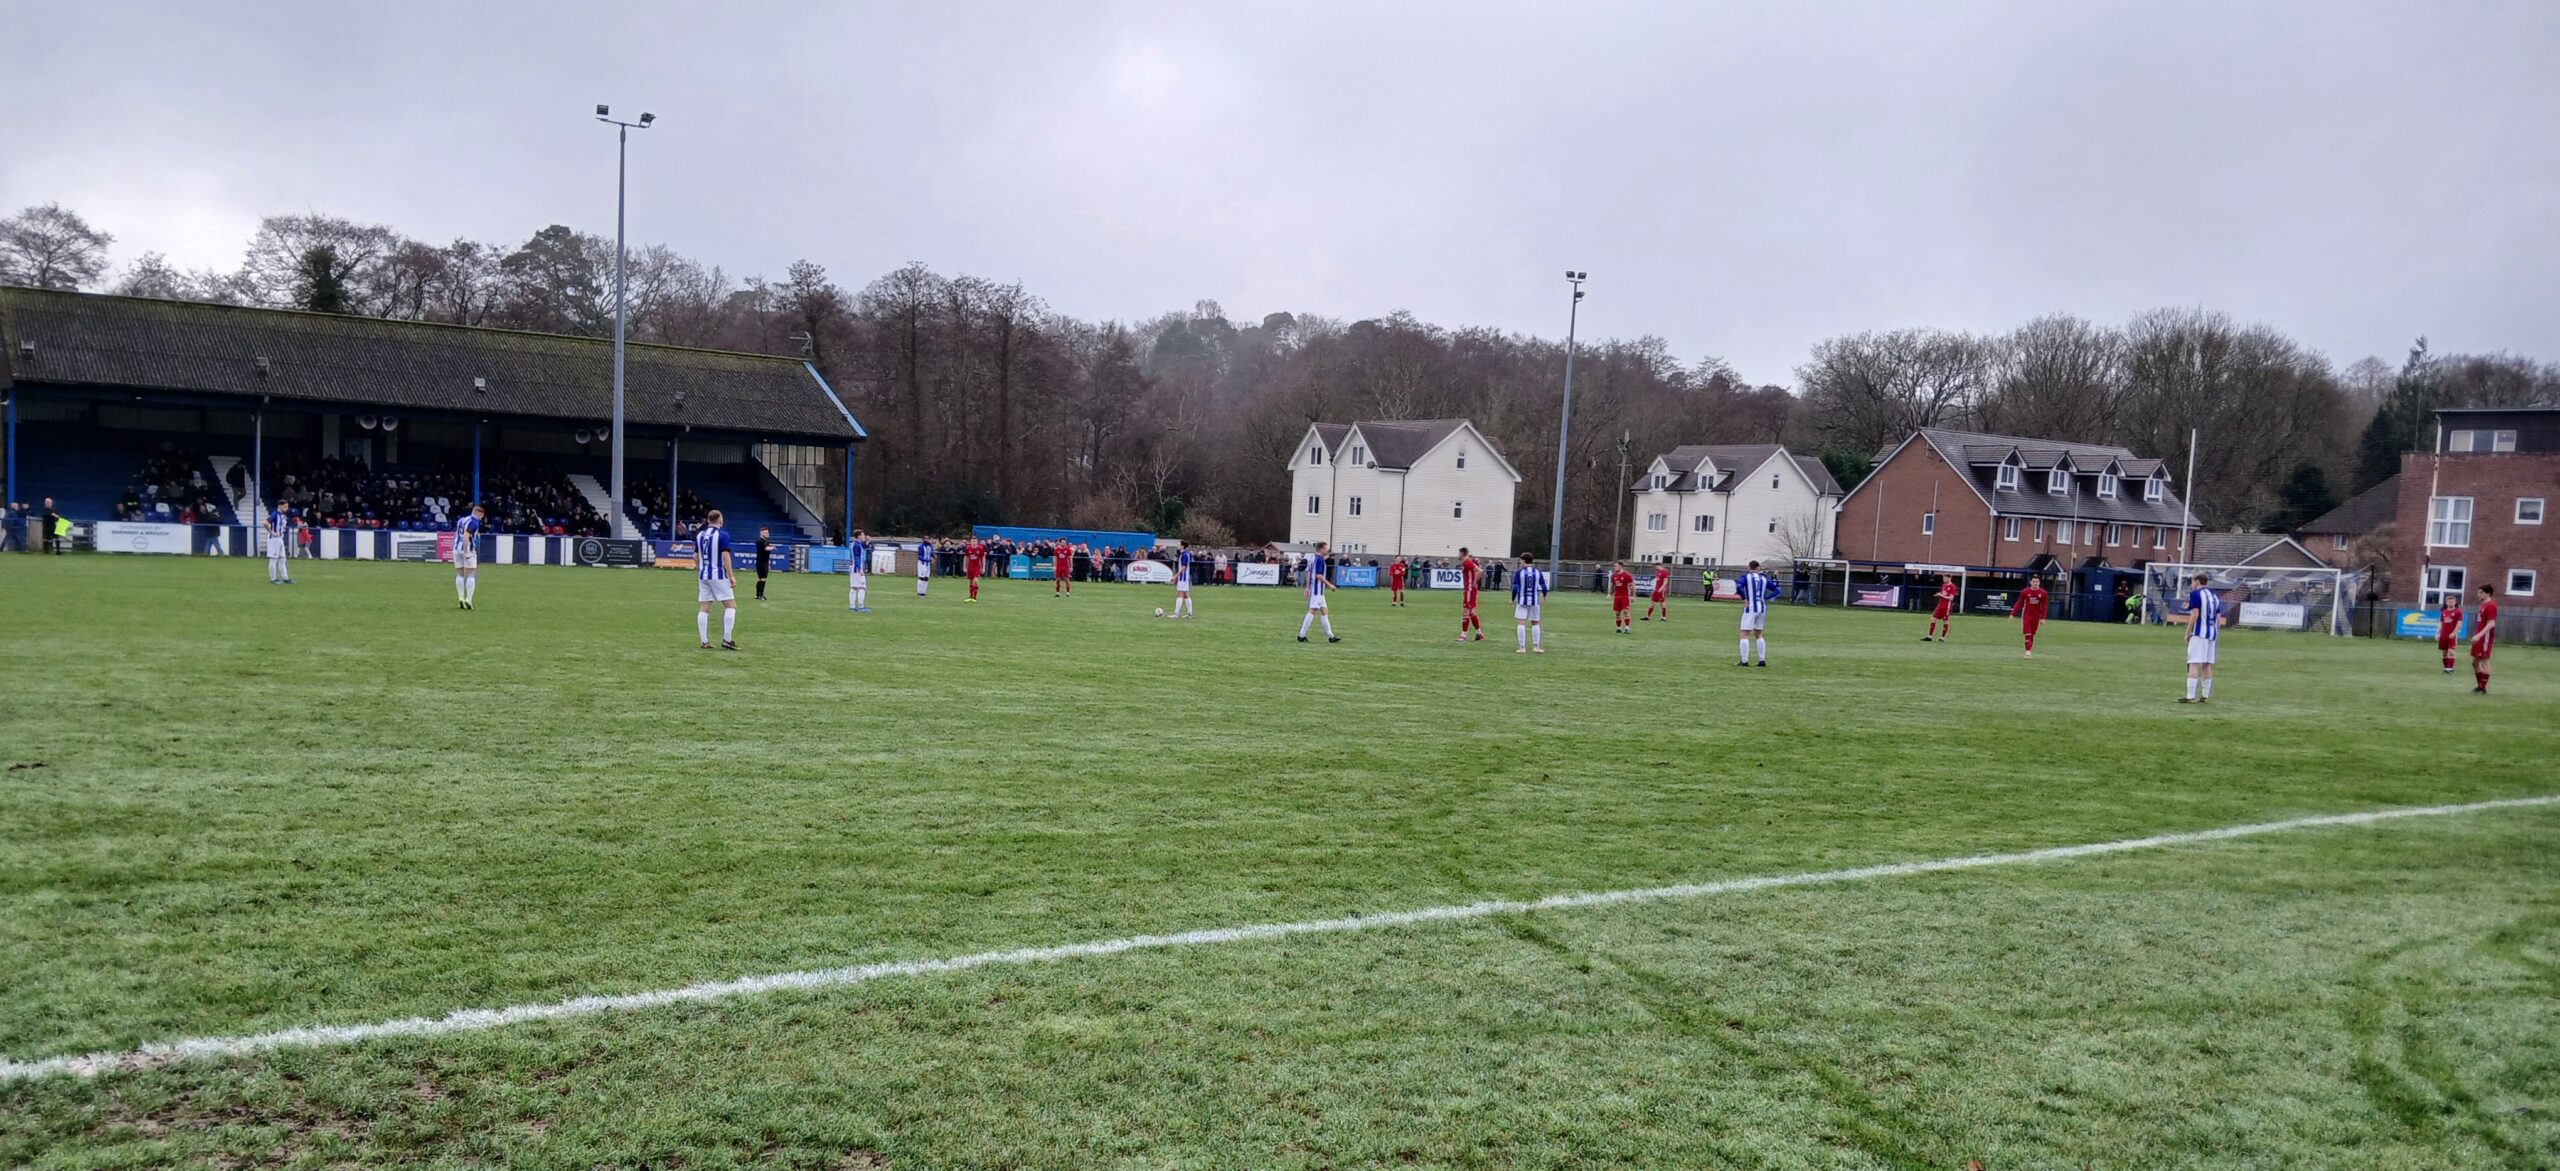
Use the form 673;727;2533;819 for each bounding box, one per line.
1547;271;1585;567
597;106;653;540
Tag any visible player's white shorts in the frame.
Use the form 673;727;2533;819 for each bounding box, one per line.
1175;578;1191;595
699;578;735;603
1306;592;1328;611
454;546;477;570
849;571;868;588
1738;611;1766;632
2186;636;2217;665
264;536;284;558
1514;602;1541;622
917;567;931;580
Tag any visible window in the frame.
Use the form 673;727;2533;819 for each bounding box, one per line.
1921;512;1936;536
2449;429;2519;453
2146;476;2163;502
1645;512;1668;532
2155;527;2167;549
1996;464;2020;491
2510;569;2538;597
2099;473;2119;499
1649;474;1668;490
2048;470;2070;495
2423;565;2465;609
2106;523;2122;546
2003;517;2021;541
2520;498;2546;525
1767;516;1779;534
1451;501;1464;519
1349;445;1366;466
1347;496;1364;517
1306;495;1322;515
2058;520;2075;544
1456;449;1467;469
2429;496;2474;547
2332;534;2349;551
1693;515;1714;533
1308;445;1324;466
2449;429;2472;452
2495;430;2519;452
1771;473;1782;490
2034;519;2047;542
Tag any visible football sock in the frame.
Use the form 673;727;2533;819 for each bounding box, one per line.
1532;626;1542;648
1754;637;1767;663
1518;624;1529;649
2200;678;2213;698
1739;638;1750;661
456;574;466;600
464;576;476;604
1300;613;1316;637
2185;677;2199;700
2444;652;2455;669
2475;671;2488;690
697;612;710;642
722;609;736;641
1320;615;1335;638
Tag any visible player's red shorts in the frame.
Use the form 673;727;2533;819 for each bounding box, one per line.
1612;594;1631;611
2438;633;2458;652
1932;601;1953;620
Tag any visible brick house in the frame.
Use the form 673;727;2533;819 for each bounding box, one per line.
2295;474;2401;569
1834;427;2201;570
2391;407;2559;610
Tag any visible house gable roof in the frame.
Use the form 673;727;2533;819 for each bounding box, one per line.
2296;474;2400;536
2189;532;2328;568
1313;418;1521;482
1630;443;1841;495
1911;427;2195;528
0;286;862;442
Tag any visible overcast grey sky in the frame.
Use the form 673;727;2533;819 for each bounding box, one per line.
6;0;2555;383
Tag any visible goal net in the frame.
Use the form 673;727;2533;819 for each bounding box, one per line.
2142;562;2358;636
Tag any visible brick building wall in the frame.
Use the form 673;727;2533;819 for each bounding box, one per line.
2390;450;2560;607
1836;440;1995;565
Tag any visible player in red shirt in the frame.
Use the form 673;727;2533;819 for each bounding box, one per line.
963;537;987;602
1456;547;1485;641
1388;558;1408;606
2010;574;2050;658
1052;541;1072;596
1609;562;1636;633
2470;583;2499;694
1924;574;1959;641
1642;563;1671;621
2435;596;2464;673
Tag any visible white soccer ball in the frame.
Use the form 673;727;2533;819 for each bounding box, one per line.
1153;607;1166;617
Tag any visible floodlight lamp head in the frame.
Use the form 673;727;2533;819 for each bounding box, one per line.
638;112;655;126
596;104;610;117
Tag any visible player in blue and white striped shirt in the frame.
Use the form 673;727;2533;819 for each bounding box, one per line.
1736;560;1777;667
1172;546;1195;618
1296;541;1339;643
2179;572;2228;703
1512;553;1550;654
696;509;739;650
847;530;872;612
265;504;295;585
452;503;484;609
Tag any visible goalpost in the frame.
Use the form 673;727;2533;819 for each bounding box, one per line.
2143;562;2357;636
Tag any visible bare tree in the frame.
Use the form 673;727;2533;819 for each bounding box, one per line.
0;203;115;289
1797;328;1993;457
237;214;400;310
110;252;190;299
1776;509;1833;563
1979;314;2124;439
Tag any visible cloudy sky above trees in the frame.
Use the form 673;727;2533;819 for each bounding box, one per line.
6;0;2554;383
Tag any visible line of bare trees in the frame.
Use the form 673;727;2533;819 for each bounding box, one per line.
7;201;2554;552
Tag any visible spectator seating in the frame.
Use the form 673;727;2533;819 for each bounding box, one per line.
625;461;801;541
14;424;236;525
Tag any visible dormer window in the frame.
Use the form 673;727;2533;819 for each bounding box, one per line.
2098;472;2119;499
1308;445;1325;466
1349;445;1366;466
1649;473;1669;490
1996;464;2020;491
2145;475;2163;503
2047;470;2069;495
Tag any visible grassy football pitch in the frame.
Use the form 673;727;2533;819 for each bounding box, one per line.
1;554;2554;1169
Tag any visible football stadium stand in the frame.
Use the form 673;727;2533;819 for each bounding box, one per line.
0;287;865;546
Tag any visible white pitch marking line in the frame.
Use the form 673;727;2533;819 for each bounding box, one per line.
6;794;2555;1084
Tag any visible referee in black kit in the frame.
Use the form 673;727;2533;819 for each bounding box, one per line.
754;527;774;600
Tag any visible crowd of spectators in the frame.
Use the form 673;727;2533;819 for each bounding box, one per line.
627;482;715;539
263;456;608;534
111;447;230;524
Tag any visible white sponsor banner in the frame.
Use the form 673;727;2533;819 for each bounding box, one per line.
1428;567;1467;589
93;521;193;555
2237;601;2306;629
871;547;899;574
1125;559;1174;584
1236;562;1282;586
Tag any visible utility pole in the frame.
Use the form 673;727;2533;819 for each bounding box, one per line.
1546;271;1586;566
1610;430;1631;561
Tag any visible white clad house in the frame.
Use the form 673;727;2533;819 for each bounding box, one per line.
1287;419;1521;557
1627;444;1844;566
